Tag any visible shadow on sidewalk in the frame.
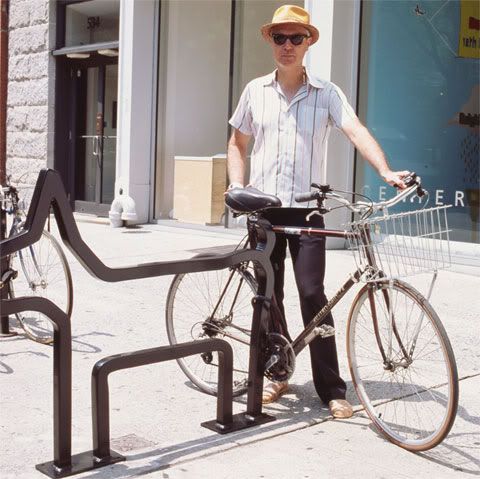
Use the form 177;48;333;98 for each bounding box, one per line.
0;349;49;374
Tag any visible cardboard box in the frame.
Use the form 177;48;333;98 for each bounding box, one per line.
173;155;227;224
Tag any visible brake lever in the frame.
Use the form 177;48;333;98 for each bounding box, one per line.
311;183;333;194
403;172;418;187
306;210;323;222
401;172;426;198
393;172;417;189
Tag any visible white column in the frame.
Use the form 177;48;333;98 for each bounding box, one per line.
306;0;361;247
305;0;334;80
114;0;158;224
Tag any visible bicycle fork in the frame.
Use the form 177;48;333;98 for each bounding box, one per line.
408;271;438;358
369;274;438;371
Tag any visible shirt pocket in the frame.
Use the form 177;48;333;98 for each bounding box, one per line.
298;106;329;140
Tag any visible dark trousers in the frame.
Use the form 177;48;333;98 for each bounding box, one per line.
261;208;347;403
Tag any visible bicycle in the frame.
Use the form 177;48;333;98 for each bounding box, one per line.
0;178;73;344
165;174;458;451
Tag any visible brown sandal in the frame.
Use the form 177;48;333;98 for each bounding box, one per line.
328;399;353;418
262;381;289;404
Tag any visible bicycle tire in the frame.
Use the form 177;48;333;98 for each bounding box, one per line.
166;265;257;396
347;279;458;451
9;230;73;345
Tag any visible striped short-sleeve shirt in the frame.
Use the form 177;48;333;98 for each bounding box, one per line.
229;70;357;207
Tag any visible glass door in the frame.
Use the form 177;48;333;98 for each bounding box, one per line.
74;63;117;215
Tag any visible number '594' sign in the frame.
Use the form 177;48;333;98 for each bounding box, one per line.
87;16;100;30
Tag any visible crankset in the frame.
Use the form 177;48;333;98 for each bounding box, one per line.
263;333;296;382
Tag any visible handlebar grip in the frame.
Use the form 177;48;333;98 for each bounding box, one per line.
294;191;318;203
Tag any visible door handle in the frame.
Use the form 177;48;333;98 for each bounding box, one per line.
93;136;103;157
93;136;99;157
80;135;107;158
80;135;99;157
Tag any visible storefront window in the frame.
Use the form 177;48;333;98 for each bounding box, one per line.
155;0;232;222
356;0;479;243
154;0;302;223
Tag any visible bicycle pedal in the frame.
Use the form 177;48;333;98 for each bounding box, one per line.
315;325;335;339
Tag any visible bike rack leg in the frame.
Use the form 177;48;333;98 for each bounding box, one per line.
234;293;276;429
206;296;276;434
0;208;16;337
0;285;15;336
217;228;277;431
0;317;14;335
91;340;235;455
3;298;74;478
202;299;276;430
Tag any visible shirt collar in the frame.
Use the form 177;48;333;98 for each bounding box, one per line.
261;71;277;86
261;69;326;90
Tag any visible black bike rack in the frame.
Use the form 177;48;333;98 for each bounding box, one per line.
0;169;276;478
36;338;246;478
1;201;16;337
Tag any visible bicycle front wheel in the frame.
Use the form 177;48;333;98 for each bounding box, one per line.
9;230;73;344
166;266;257;396
347;279;458;451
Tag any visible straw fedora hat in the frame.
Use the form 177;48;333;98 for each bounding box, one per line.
261;5;319;44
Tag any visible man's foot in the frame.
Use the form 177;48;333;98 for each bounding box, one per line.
262;381;289;404
328;399;353;418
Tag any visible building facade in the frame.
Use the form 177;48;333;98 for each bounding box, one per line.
5;0;479;246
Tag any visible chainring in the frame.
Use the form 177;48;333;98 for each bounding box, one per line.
263;333;296;382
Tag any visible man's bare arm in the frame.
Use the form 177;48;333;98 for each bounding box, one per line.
227;128;251;189
342;117;410;189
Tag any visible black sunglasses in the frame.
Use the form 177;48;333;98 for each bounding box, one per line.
271;33;310;46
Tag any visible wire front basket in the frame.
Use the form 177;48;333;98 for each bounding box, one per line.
347;205;452;281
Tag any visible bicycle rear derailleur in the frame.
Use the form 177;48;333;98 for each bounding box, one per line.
263;333;296;382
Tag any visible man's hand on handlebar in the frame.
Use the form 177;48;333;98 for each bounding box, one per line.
380;170;412;190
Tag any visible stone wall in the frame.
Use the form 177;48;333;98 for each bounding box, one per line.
7;0;55;190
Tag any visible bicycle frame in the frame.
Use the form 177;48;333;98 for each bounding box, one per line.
270;221;416;368
269;224;367;356
206;265;252;347
203;216;416;370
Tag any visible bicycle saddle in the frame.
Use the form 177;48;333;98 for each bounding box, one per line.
225;187;282;213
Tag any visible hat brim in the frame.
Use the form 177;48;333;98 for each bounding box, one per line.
261;22;319;45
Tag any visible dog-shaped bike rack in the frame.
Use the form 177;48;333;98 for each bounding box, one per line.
0;169;275;478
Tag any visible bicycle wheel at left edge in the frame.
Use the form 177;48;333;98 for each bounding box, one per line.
8;230;73;345
165;265;258;397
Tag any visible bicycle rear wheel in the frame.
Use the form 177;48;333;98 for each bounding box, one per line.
9;230;73;344
166;265;257;396
347;279;458;451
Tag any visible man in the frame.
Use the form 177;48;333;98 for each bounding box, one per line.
227;5;409;418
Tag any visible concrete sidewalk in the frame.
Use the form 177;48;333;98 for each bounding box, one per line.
1;219;479;479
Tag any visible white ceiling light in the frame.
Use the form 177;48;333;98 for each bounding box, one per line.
66;52;90;59
98;49;119;57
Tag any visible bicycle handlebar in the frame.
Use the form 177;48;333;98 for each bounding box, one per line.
295;173;424;215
